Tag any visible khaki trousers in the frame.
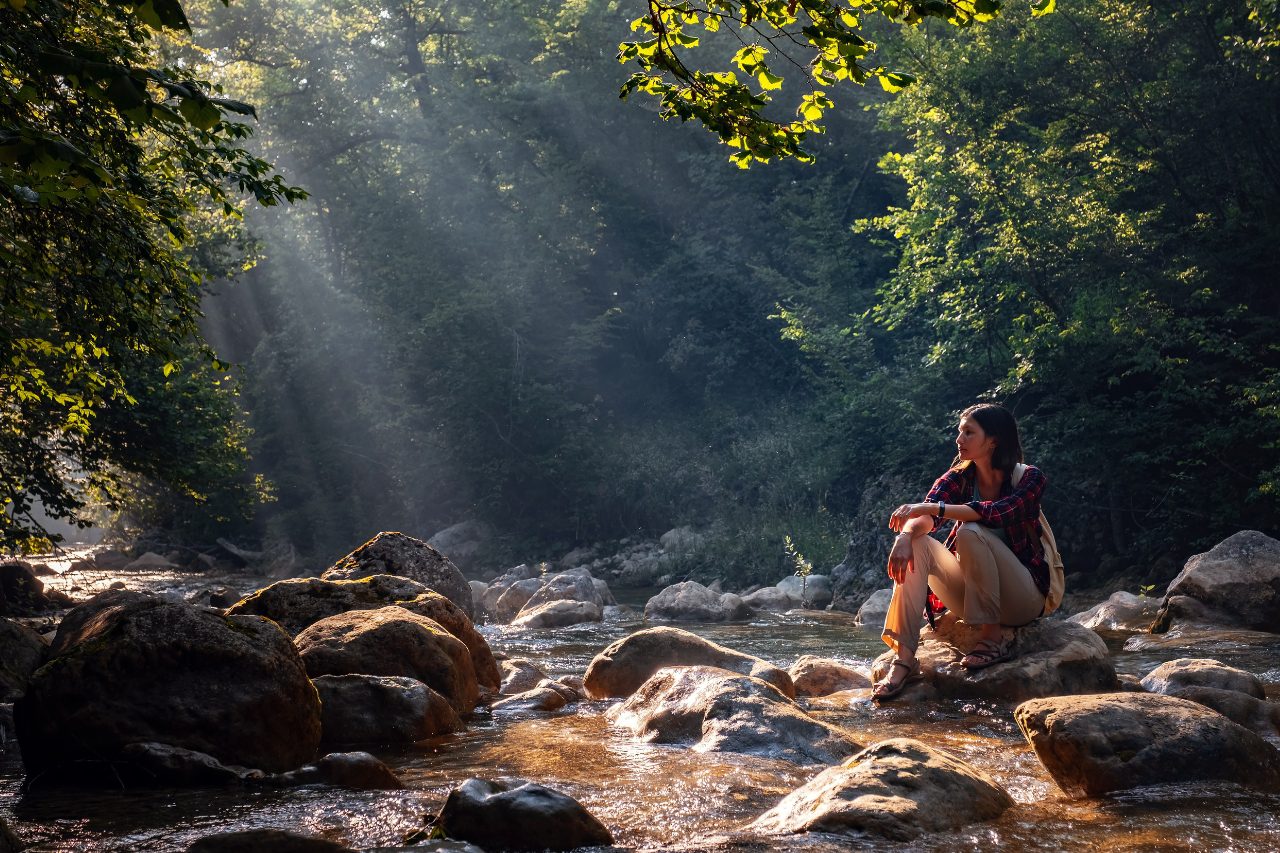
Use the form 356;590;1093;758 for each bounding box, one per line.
881;522;1045;657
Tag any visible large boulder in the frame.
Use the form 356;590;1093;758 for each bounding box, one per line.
741;586;799;613
870;615;1117;703
490;578;545;623
1139;658;1280;736
777;574;833;609
643;581;752;622
295;607;479;715
228;576;499;689
787;656;870;697
584;626;794;699
608;666;861;764
510;600;602;630
750;738;1013;840
500;659;549;695
1069;591;1161;633
436;778;613;851
521;568;604;611
312;674;462;742
852;588;892;629
0;562;72;616
480;565;541;616
1014;693;1280;796
16;591;320;778
321;532;473;618
0;617;47;701
1152;530;1280;634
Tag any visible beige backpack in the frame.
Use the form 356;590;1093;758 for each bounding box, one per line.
1014;463;1066;615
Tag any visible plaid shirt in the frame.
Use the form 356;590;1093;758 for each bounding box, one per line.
924;463;1050;596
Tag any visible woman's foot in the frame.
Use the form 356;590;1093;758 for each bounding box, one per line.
960;636;1012;669
872;657;921;702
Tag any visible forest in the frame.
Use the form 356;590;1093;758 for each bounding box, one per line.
4;0;1280;588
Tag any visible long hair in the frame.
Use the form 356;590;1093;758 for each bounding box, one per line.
950;403;1024;478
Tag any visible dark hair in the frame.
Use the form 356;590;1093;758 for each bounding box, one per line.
950;403;1024;477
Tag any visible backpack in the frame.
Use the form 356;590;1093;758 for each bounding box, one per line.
1014;463;1066;615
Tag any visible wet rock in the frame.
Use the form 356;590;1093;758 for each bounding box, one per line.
644;581;752;622
522;568;605;611
788;656;870;697
274;751;403;789
119;742;264;785
436;778;613;851
186;585;240;609
16;591;320;778
1014;693;1280;796
828;541;886;614
491;687;567;713
853;588;892;628
0;561;73;616
0;617;47;702
777;574;833;609
1069;591;1161;633
871;615;1117;703
1152;530;1280;634
750;738;1012;840
1138;658;1279;736
500;659;548;695
741;586;799;613
321;531;474;618
608;666;860;764
510;599;602;629
480;565;540;615
187;828;354;852
296;607;479;715
125;551;178;570
537;678;581;703
491;578;545;623
313;674;462;742
1122;623;1280;657
584;625;794;699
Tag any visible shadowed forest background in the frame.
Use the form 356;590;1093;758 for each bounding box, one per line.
5;0;1280;587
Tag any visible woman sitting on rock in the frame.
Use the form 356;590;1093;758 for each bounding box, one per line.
872;403;1051;701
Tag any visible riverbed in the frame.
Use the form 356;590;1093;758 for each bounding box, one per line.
3;563;1280;851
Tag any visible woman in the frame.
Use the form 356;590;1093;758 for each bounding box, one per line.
872;403;1050;701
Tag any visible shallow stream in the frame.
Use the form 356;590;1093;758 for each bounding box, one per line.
3;563;1280;851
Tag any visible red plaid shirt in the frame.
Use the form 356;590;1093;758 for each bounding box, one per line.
924;463;1050;596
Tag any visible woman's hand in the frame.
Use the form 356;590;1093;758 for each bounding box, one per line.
888;502;933;533
887;533;913;585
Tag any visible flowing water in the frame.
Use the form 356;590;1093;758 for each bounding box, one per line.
3;563;1280;851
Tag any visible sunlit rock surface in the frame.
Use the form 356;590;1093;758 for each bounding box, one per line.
320;531;474;618
295;607;478;715
491;687;567;713
787;656;870;697
607;666;861;764
480;564;541;618
510;599;602;629
520;567;610;611
313;674;462;742
749;738;1012;840
272;751;403;790
741;586;799;613
1015;693;1280;796
583;625;794;699
1152;530;1280;634
15;591;320;778
643;581;752;623
777;574;832;608
871;615;1117;702
1069;591;1161;633
437;778;612;851
1139;658;1280;736
0;617;45;702
499;658;548;695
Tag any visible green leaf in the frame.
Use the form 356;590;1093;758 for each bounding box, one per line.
877;70;916;93
1031;0;1055;15
758;69;784;91
178;97;221;131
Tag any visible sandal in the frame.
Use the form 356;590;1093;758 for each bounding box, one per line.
872;658;921;702
961;637;1013;670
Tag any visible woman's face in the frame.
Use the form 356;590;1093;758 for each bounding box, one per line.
956;416;996;463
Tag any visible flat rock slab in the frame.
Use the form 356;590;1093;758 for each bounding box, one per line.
583;626;794;699
607;666;861;765
750;737;1012;841
1015;692;1280;797
321;532;473;619
437;778;613;852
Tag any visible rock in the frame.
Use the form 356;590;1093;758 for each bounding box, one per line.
492;578;545;623
274;751;403;790
16;591;320;779
27;562;56;577
1140;658;1266;699
436;778;613;851
468;580;488;603
643;581;752;622
500;659;549;695
313;674;462;742
0;617;47;702
1014;692;1280;796
749;738;1012;840
0;561;72;615
537;678;581;703
1069;591;1161;633
788;656;871;697
480;565;540;614
230;576;499;689
659;526;705;554
124;551;178;570
852;588;892;628
0;703;14;745
777;574;833;609
119;742;263;785
608;666;861;764
321;531;473;618
870;615;1117;703
592;578;616;606
510;600;602;629
828;541;887;614
491;687;567;713
186;585;240;609
584;625;794;699
216;538;265;563
296;607;479;715
522;568;604;610
0;815;20;853
741;586;799;613
187;829;354;852
427;521;492;568
559;545;597;569
92;549;133;571
1152;530;1280;634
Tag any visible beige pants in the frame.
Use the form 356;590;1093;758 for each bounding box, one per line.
882;522;1045;657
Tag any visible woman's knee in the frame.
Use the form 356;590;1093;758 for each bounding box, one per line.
955;522;985;551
